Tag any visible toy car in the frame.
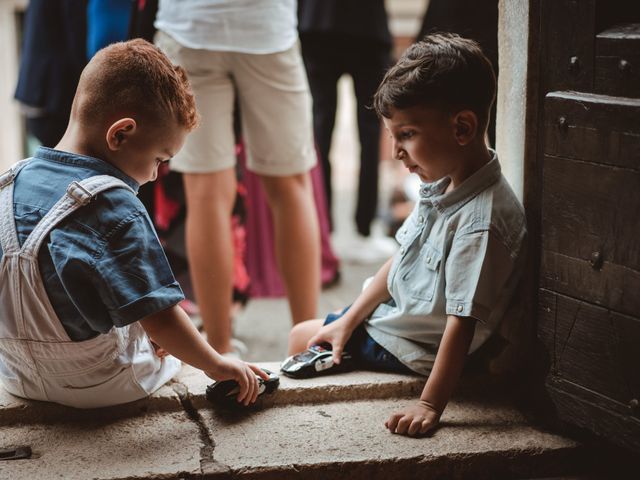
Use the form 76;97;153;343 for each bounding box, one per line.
206;369;279;407
280;344;353;379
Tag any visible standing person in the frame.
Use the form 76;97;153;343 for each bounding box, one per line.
298;0;394;262
417;0;499;146
154;0;321;356
14;0;86;148
86;0;132;59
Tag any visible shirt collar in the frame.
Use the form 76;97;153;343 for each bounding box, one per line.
419;149;501;215
34;146;140;192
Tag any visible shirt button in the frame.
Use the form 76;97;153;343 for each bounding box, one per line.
418;215;424;224
426;256;432;264
456;305;463;313
400;247;405;255
402;228;408;235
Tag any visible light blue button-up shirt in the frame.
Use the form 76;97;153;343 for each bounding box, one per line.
364;152;527;375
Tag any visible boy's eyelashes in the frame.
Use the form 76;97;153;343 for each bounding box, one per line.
399;130;416;139
389;130;416;140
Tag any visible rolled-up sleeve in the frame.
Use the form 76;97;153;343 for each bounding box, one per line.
444;230;515;324
93;210;184;327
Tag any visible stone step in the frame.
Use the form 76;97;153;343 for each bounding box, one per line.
0;363;585;479
0;395;583;480
0;362;427;425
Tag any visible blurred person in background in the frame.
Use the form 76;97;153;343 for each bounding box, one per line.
298;0;396;264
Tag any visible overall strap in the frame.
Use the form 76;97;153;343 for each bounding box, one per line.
20;175;135;258
0;159;32;255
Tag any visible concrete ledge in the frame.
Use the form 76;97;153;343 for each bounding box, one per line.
199;397;583;479
179;362;427;410
0;383;182;426
0;364;586;479
0;362;427;425
0;411;202;480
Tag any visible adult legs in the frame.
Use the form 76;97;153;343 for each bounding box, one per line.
183;169;237;353
259;172;321;324
233;43;322;325
350;47;390;237
300;35;342;228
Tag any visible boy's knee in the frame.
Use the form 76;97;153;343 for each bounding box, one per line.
289;321;307;342
288;319;322;351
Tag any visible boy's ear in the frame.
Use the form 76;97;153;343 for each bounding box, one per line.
106;118;137;151
453;110;478;146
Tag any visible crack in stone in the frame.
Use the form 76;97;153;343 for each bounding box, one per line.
171;382;217;473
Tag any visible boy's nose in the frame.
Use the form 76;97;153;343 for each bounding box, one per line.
392;141;406;161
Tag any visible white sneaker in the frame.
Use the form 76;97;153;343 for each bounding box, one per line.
221;338;248;359
340;234;398;264
230;338;248;356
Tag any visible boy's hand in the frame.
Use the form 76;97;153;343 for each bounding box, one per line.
149;338;169;358
385;400;440;437
306;320;352;364
206;358;270;406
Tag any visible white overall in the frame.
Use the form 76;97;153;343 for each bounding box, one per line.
0;160;181;408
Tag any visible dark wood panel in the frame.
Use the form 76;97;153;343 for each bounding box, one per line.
541;155;640;316
541;251;640;318
547;376;640;453
538;289;557;370
541;0;596;92
544;92;640;169
595;23;640;98
539;290;640;404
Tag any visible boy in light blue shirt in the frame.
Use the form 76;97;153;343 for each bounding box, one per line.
288;33;527;437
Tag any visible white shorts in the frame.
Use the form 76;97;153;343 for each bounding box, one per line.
155;30;316;176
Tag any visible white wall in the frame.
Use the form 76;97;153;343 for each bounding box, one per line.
496;0;529;201
0;0;26;171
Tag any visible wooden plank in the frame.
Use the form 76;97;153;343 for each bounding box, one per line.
539;290;640;405
546;376;640;453
544;92;640;170
595;24;640;98
540;249;640;319
540;0;595;92
540;155;640;316
538;289;557;371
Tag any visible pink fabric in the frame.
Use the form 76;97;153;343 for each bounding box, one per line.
153;163;179;232
240;143;340;297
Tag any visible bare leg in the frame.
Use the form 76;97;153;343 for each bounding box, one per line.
183;169;237;353
260;172;320;324
288;319;324;355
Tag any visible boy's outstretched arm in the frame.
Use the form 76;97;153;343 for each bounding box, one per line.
385;315;476;437
307;257;394;363
140;305;269;406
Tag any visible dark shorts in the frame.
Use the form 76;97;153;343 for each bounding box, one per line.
323;307;412;374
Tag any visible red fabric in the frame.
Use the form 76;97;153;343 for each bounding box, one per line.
152;142;339;299
153;163;180;232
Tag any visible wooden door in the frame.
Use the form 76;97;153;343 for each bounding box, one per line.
537;0;640;453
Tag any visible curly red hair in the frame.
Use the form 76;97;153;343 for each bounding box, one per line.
76;39;198;131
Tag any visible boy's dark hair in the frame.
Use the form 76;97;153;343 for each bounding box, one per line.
76;39;198;130
373;33;496;130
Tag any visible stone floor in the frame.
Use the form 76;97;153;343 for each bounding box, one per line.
0;364;586;479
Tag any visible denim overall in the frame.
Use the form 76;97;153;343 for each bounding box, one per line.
0;160;180;408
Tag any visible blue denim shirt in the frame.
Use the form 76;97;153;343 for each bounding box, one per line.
1;147;184;341
364;152;527;375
